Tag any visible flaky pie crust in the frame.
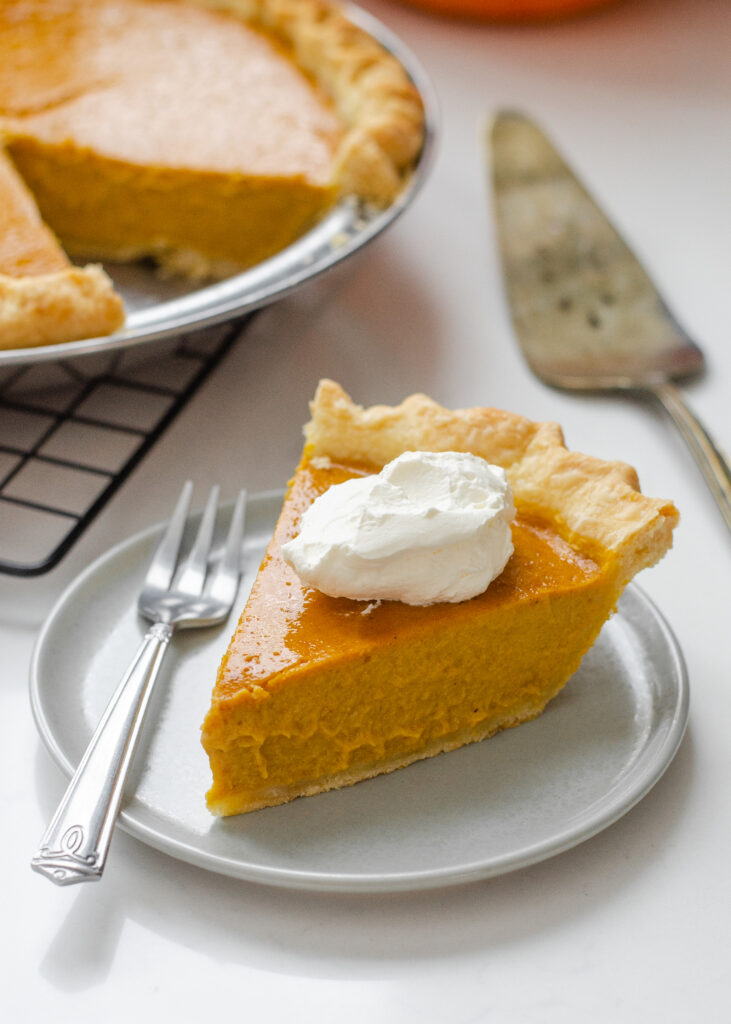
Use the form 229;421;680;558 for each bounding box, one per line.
0;265;124;350
305;380;678;581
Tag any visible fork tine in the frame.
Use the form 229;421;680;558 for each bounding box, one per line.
145;480;193;592
176;485;220;596
209;488;246;606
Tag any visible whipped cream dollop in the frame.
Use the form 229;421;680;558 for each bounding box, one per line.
282;450;515;606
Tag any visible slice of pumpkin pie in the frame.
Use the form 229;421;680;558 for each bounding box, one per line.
201;380;678;816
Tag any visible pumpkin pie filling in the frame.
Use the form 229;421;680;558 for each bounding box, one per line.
0;146;125;346
202;381;677;817
205;460;612;813
215;459;606;692
0;148;69;278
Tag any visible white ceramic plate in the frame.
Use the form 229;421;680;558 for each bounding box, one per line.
0;3;436;369
30;493;689;892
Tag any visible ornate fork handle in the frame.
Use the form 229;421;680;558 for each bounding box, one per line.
31;622;173;886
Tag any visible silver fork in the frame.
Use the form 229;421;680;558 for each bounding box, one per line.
31;482;246;887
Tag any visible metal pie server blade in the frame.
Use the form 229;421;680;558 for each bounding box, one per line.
490;109;730;532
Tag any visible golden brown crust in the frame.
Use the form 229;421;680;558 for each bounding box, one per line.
0;265;125;349
305;379;678;579
187;0;425;204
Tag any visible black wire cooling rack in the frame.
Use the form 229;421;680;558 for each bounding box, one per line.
0;320;245;577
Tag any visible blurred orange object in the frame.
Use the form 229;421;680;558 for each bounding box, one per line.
391;0;618;20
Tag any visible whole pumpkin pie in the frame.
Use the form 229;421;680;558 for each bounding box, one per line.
201;380;678;816
0;0;424;348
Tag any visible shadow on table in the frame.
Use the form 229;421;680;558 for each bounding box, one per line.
34;723;695;990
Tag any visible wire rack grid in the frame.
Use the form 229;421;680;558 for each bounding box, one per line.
0;321;244;576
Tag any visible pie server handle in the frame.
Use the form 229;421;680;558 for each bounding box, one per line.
650;381;731;532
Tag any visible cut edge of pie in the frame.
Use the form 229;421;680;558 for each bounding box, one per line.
201;380;678;817
0;147;124;349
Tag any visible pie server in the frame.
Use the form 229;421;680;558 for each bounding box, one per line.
489;109;731;532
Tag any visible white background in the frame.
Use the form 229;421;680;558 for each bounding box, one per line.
2;0;729;1020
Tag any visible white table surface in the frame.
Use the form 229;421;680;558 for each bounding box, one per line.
3;1;729;1020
